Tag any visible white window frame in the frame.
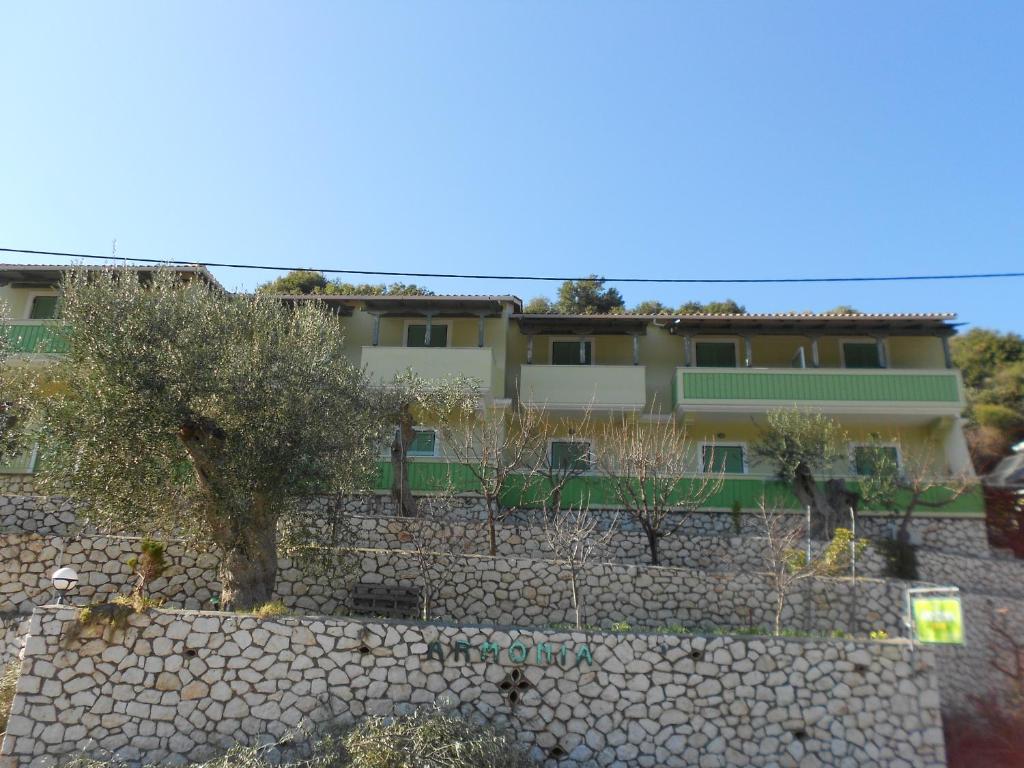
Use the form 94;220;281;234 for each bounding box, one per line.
548;336;595;366
849;441;903;476
24;291;60;320
407;427;440;458
380;426;441;458
698;441;748;475
693;337;740;368
839;337;888;369
546;436;596;473
402;319;453;348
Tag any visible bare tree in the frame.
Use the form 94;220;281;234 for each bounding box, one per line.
857;438;973;546
988;605;1024;706
530;407;596;514
441;403;547;555
596;414;724;566
397;486;482;621
756;499;866;635
543;504;618;629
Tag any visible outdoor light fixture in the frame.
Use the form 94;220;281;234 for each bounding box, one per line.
50;566;79;605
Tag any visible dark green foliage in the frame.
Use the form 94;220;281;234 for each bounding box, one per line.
677;299;746;315
630;300;673;315
951;328;1024;391
875;538;919;580
256;270;433;297
555;275;625;314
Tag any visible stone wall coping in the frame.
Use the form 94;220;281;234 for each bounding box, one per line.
29;603;920;650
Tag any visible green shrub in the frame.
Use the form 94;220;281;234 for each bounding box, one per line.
1;659;20;733
730;500;743;535
343;709;538;768
973;403;1024;431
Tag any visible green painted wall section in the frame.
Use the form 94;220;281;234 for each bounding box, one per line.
1;324;69;354
374;461;985;515
677;370;961;403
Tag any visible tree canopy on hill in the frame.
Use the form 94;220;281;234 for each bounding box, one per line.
951;328;1024;471
256;270;433;296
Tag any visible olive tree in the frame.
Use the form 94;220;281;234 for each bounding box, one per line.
26;269;388;610
379;372;477;518
752;409;854;539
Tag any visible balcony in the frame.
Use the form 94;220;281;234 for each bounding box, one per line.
361;346;495;393
2;322;68;355
519;365;647;411
672;367;964;417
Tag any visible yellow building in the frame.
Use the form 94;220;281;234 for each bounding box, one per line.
0;266;980;518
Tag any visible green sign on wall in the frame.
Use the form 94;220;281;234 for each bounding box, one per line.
908;588;964;645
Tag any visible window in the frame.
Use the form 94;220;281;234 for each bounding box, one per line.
852;445;899;476
695;341;737;368
406;429;438;457
550;440;592;471
28;295;59;320
842;341;882;369
551;339;592;365
406;324;448;348
702;444;746;474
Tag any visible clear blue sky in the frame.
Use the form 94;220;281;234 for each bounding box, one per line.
2;3;1022;331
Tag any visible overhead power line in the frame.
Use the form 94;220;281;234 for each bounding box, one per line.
1;246;1023;285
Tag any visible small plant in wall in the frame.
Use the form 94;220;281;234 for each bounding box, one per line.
126;538;168;607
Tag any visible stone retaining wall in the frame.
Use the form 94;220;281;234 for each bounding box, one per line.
0;532;903;637
0;607;947;768
0;614;28;667
0;478;991;558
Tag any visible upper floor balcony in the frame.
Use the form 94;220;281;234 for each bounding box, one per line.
361;345;496;394
1;321;68;355
519;364;647;411
672;366;964;417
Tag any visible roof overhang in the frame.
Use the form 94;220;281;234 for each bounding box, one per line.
665;315;960;337
0;264;223;291
357;296;518;317
514;315;649;336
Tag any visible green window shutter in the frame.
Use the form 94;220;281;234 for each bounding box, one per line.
551;441;591;471
406;324;448;348
702;445;745;474
29;296;59;320
843;342;882;369
853;445;899;475
695;341;737;368
408;430;437;456
551;340;592;365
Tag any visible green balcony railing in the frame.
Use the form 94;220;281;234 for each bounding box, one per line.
673;368;962;408
2;322;69;354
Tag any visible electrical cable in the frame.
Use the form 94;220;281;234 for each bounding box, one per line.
1;246;1022;285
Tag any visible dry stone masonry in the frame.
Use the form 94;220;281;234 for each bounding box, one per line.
1;607;947;768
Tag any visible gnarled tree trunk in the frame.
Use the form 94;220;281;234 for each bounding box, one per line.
390;405;418;517
789;463;858;539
